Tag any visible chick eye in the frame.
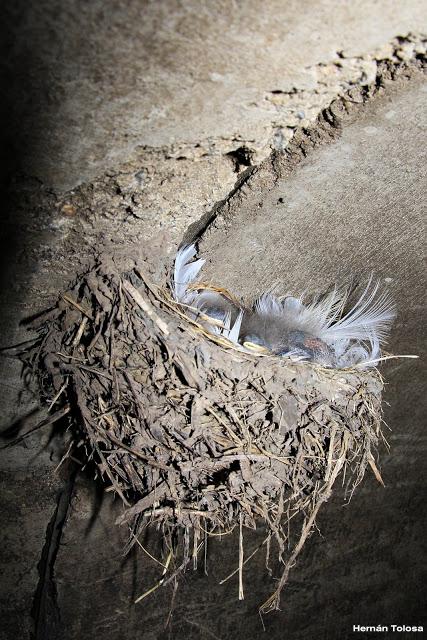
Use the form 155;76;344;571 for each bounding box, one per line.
276;347;311;359
276;331;313;359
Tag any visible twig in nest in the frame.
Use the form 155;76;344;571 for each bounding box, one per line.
19;256;386;612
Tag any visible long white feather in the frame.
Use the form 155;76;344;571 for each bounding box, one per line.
225;309;244;345
304;288;345;329
255;293;284;317
172;245;246;347
319;279;396;344
173;244;205;303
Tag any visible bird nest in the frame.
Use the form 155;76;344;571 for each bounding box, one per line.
23;253;385;612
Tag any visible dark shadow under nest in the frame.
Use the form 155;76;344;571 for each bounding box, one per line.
17;252;385;613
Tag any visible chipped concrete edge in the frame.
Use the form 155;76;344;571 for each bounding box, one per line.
183;48;426;248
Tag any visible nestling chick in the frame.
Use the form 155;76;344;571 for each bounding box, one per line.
172;244;396;368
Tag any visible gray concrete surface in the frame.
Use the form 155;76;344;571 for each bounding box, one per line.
199;70;426;312
51;474;425;640
1;2;426;639
4;1;427;191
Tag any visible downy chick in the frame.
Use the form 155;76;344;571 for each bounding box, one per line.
172;244;395;368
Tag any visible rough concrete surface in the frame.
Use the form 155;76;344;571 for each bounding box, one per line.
3;1;426;191
1;2;426;639
199;69;426;314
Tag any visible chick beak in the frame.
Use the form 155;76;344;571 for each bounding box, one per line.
241;334;271;354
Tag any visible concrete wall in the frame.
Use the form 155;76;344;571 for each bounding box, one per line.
1;3;425;638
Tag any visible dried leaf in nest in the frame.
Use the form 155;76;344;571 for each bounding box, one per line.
22;254;385;612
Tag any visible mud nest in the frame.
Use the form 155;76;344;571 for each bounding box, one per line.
23;253;385;612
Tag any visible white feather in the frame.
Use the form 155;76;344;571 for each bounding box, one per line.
190;290;231;321
173;244;205;303
304;288;345;328
319;279;395;344
282;296;305;315
336;334;381;368
172;245;245;346
225;309;244;345
222;310;231;332
255;293;284;317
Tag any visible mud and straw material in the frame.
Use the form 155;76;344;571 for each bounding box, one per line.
19;254;385;612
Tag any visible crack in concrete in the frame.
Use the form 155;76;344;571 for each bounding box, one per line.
125;33;427;163
31;469;76;640
190;54;426;253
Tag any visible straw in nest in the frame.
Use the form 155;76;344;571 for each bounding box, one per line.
14;252;390;613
